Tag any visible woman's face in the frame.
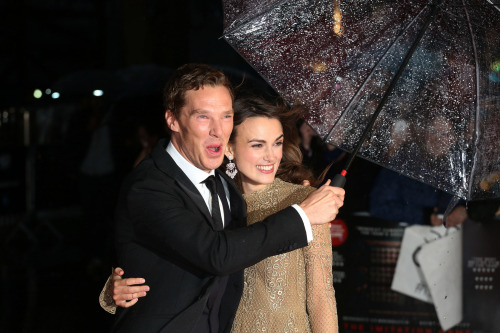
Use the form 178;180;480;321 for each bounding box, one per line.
227;116;283;194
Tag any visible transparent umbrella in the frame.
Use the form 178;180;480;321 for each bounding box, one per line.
222;0;500;201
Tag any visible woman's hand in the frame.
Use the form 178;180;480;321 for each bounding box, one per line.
111;267;150;308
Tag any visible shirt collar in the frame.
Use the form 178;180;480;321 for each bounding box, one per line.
166;141;215;186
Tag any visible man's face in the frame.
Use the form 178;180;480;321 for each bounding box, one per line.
166;86;234;172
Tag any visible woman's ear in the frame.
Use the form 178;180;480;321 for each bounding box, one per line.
225;145;234;160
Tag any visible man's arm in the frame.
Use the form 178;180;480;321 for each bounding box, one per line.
118;172;344;277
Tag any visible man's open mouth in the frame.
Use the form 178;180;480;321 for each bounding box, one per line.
207;145;221;153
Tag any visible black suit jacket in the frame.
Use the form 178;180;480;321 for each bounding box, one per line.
111;138;308;332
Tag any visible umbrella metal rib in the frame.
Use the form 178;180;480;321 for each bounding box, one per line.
330;0;445;188
462;0;482;199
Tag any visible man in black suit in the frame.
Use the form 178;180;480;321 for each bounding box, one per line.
111;63;344;332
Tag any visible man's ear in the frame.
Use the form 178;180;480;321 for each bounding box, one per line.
165;110;178;132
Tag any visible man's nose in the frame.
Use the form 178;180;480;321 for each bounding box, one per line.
209;119;223;137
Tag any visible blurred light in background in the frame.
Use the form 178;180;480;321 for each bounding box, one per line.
33;89;43;99
491;60;500;72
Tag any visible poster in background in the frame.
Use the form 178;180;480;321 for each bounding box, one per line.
332;215;484;333
462;218;500;333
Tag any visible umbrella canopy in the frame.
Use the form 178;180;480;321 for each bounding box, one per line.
222;0;500;201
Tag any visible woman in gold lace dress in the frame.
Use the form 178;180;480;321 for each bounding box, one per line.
101;96;339;332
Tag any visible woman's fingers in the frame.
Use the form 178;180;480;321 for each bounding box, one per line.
120;297;139;308
112;277;150;307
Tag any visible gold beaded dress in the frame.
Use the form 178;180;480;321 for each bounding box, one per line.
231;178;338;333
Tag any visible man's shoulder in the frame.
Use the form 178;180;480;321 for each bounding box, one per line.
122;153;176;192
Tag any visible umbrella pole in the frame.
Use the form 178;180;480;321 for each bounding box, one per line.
331;0;444;189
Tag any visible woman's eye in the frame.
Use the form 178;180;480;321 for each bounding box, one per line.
275;141;284;146
251;144;263;148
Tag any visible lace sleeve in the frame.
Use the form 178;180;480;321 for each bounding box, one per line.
99;273;117;315
304;224;338;333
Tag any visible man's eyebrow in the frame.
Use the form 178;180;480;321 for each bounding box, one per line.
188;109;234;116
189;109;207;116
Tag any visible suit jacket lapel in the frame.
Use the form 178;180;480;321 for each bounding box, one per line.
151;139;214;226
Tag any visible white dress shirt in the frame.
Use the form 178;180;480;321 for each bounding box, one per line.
166;142;313;241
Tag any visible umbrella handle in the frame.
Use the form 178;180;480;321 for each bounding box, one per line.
331;170;347;188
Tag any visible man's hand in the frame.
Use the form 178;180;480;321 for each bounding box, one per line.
111;267;150;308
299;179;345;225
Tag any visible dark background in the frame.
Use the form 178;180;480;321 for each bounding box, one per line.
0;1;272;332
1;1;498;333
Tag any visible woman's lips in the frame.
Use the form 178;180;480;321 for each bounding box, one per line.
256;165;274;174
